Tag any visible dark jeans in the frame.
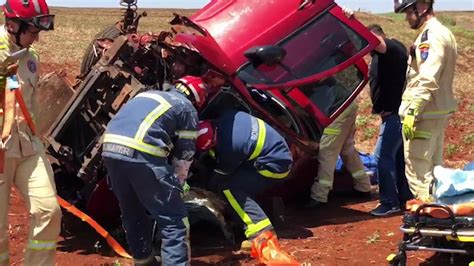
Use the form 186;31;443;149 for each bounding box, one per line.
103;157;189;266
374;113;413;206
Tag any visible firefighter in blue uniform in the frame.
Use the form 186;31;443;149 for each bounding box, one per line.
102;76;208;266
196;109;293;253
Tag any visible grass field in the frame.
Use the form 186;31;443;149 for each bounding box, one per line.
3;7;472;165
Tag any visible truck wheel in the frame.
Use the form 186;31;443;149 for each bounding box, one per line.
79;25;123;76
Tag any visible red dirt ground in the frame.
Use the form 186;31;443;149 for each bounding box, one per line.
6;62;473;265
8;187;473;265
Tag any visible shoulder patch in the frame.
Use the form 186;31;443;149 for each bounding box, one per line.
418;42;430;61
27;59;37;73
421;29;429;42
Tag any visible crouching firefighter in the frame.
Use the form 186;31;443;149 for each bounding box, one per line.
102;76;208;265
197;110;299;264
0;1;61;266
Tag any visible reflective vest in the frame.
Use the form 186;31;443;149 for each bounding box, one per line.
213;110;292;179
103;90;198;160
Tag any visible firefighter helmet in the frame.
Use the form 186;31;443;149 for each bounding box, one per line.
196;120;216;152
175;76;209;110
2;0;54;30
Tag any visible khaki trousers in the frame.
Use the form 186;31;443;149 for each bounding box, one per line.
310;108;371;203
0;150;61;266
403;118;449;201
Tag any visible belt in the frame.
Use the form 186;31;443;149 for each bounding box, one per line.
379;111;393;117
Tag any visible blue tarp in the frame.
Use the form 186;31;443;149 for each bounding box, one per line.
335;152;378;185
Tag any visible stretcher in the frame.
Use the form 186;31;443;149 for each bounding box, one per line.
387;203;474;266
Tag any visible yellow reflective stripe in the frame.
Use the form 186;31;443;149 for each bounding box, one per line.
245;218;271;237
422;109;456;115
134;93;171;141
0;44;7;50
27;239;56;251
258;169;290;179
182;217;191;259
177;130;198;139
248;119;266;161
104;134;168;157
223;190;272;237
351;169;366;179
414;130;432;140
209;149;216;159
176;83;191;96
318;178;333;187
446;235;474;242
223;190;253;225
0;252;8;262
323;128;341;135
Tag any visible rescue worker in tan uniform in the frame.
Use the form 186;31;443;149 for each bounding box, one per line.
305;102;372;208
395;0;457;201
0;1;60;265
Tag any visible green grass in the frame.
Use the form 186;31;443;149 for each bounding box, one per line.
366;230;380;244
1;7;196;66
464;133;474;145
356;115;369;127
445;143;459;157
362;127;377;141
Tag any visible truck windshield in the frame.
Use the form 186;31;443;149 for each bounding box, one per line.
238;11;368;85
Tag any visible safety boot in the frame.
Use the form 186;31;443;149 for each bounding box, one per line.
250;230;300;265
239;239;252;254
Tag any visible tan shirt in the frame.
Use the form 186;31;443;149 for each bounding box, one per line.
0;26;43;158
399;17;457;120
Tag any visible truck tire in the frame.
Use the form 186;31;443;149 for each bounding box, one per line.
80;24;123;76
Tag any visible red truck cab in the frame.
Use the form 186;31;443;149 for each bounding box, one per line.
175;0;378;155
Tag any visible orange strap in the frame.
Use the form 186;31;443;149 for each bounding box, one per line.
1;83;15;140
57;196;132;258
14;88;36;135
0;84;36;174
0;78;15;174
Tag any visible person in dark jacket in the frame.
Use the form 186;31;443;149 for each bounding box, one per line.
196;110;293;254
102;76;208;265
344;6;414;216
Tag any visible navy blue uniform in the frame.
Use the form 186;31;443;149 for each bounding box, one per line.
102;89;197;265
211;110;292;239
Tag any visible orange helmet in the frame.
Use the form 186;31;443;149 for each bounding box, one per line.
175;76;209;110
2;0;54;30
196;120;216;152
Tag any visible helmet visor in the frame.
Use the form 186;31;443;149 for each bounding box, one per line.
30;14;55;30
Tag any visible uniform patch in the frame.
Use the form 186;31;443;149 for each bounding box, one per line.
421;29;429;42
418;43;430;61
27;60;37;73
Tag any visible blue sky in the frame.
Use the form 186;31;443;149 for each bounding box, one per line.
47;0;473;13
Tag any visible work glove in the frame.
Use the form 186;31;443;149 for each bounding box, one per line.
402;108;417;140
182;181;190;195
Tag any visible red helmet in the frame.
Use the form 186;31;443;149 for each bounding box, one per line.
175;76;209;110
196;120;216;152
2;0;55;30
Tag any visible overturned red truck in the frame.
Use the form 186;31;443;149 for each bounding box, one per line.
38;0;378;249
